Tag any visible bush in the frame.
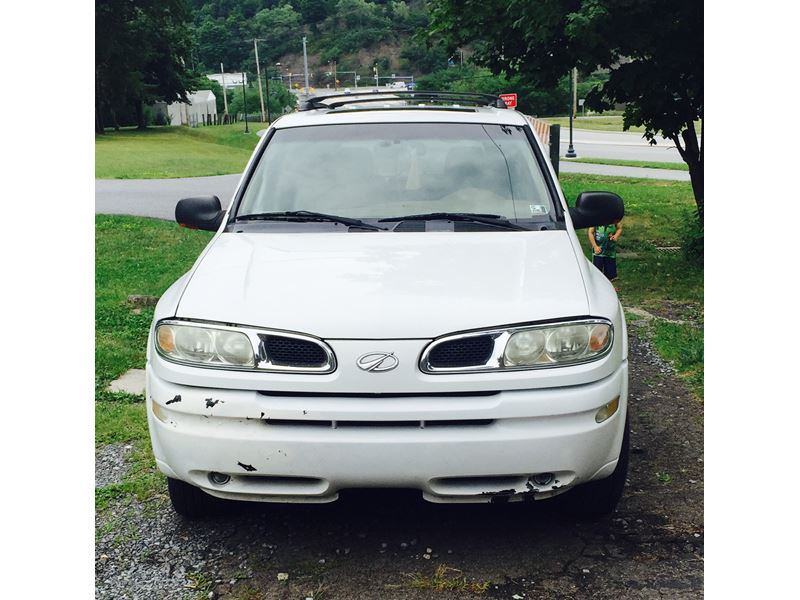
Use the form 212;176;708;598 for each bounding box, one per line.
152;110;169;126
681;209;704;266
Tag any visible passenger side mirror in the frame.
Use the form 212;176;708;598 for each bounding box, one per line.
569;192;624;229
175;196;225;231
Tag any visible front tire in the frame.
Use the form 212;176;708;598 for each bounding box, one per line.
167;477;227;519
562;413;630;517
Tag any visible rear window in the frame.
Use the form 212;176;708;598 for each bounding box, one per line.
237;123;557;223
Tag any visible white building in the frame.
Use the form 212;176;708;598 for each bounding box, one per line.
207;72;247;89
155;90;217;126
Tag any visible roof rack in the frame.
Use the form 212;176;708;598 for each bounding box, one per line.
299;90;508;111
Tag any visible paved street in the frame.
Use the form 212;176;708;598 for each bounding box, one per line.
557;129;687;162
95;174;240;220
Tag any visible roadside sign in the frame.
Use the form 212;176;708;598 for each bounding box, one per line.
499;93;517;109
578;98;585;106
356;75;360;81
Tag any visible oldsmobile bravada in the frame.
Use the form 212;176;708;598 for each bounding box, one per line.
146;91;628;518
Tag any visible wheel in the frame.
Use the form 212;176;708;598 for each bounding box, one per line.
561;413;630;518
167;477;227;519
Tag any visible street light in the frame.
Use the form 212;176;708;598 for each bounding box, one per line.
566;67;577;158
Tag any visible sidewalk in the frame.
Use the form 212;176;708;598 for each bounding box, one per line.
559;160;690;181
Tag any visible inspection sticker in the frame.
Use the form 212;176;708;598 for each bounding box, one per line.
529;204;549;215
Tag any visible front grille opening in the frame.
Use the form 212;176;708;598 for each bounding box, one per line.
261;335;328;367
424;419;494;427
263;419;494;429
428;335;495;368
257;390;501;398
337;420;420;428
429;474;528;494
265;419;331;428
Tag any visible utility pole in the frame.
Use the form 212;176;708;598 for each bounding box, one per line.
566;67;577;158
302;36;310;94
242;75;249;133
220;63;228;115
265;68;272;124
253;39;266;122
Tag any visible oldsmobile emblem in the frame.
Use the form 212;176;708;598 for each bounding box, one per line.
357;352;399;372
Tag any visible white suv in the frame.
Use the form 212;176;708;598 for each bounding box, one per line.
146;91;628;518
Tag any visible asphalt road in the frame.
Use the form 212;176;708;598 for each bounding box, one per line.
95;335;704;599
558;129;686;162
95;174;240;221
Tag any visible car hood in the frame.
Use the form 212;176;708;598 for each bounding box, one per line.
176;231;589;339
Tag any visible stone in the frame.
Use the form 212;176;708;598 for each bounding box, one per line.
127;294;160;306
107;369;146;395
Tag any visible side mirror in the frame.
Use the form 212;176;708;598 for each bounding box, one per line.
569;191;624;229
175;196;225;231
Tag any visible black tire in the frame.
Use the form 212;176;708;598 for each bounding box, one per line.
167;477;227;519
561;413;630;518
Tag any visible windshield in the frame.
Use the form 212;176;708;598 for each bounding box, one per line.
236;123;558;226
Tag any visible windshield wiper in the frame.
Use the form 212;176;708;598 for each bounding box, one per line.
378;212;529;231
234;210;386;231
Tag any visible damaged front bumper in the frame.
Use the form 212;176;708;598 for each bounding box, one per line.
146;359;628;504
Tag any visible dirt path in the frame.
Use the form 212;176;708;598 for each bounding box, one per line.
96;335;703;599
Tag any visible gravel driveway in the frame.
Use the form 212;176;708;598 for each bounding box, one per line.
95;335;703;599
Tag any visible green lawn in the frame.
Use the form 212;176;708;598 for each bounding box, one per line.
560;173;703;397
95;122;263;179
95;215;213;509
543;114;702;135
564;157;689;172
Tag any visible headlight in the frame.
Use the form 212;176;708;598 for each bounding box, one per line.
421;319;613;373
153;320;337;373
504;329;546;366
155;322;254;368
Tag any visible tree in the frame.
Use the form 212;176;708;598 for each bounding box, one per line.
251;4;305;64
228;78;296;116
96;0;197;131
429;0;704;220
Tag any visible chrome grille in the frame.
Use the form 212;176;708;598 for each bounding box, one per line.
260;335;329;368
427;335;495;368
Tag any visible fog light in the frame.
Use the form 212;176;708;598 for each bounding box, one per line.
208;472;231;485
595;396;620;423
532;472;554;486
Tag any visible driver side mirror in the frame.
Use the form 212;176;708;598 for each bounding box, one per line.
175;196;226;231
569;191;624;229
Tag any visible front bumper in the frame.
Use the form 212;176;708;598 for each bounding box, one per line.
146;359;628;504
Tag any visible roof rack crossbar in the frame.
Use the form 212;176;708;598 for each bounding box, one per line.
300;90;508;111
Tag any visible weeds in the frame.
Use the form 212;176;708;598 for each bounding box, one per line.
406;565;490;594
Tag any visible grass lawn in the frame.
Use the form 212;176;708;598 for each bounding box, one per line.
560;173;703;397
543;114;702;135
95;122;263;179
564;157;689;172
95;215;213;508
94;175;703;507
